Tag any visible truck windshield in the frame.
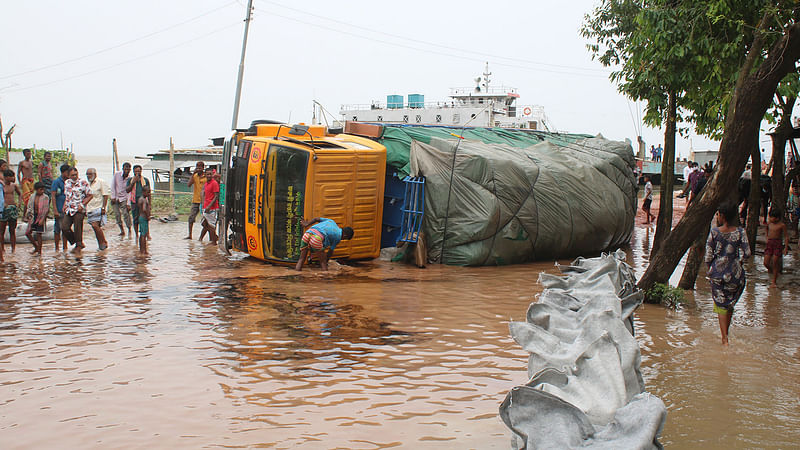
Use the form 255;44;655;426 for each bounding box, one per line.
268;145;309;261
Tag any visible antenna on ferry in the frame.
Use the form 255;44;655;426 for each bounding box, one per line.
312;101;317;125
231;0;254;130
482;62;492;92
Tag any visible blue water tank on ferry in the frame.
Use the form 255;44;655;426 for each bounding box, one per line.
387;94;404;109
408;93;424;108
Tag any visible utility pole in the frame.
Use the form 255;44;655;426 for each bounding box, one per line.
169;137;175;213
231;0;254;130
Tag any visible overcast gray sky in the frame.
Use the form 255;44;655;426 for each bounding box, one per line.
1;0;747;158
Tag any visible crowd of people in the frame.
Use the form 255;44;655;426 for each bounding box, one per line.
664;155;796;344
0;157;222;260
637;152;798;345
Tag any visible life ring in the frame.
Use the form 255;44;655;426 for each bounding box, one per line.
523;107;532;116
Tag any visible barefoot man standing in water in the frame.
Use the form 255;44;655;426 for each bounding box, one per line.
86;168;110;250
17;149;34;216
295;217;354;271
200;167;219;245
185;161;205;240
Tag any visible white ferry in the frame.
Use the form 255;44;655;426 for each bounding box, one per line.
339;64;554;131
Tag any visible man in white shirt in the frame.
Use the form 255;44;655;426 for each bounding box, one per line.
85;168;110;250
110;162;132;237
642;175;654;224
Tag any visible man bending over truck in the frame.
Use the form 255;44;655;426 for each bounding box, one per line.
295;217;354;271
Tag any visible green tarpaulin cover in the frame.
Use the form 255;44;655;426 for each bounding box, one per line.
377;126;637;266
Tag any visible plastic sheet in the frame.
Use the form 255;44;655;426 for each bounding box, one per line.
408;134;637;266
499;250;666;449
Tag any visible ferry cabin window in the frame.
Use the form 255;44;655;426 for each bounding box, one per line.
435;114;442;123
403;115;409;123
415;115;422;123
377;115;383;122
269;145;308;261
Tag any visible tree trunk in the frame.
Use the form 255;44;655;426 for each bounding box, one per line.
747;146;761;254
678;220;712;289
637;20;800;292
651;90;677;257
785;166;800;201
771;95;795;213
679;182;740;290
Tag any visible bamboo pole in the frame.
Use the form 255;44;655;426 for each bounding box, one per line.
169;137;175;213
112;138;119;173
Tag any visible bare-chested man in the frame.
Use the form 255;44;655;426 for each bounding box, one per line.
17;149;35;215
1;169;23;256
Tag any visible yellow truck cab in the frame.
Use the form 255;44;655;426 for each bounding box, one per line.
221;122;386;264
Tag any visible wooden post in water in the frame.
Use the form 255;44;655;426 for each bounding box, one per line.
169;137;175;214
112;138;119;173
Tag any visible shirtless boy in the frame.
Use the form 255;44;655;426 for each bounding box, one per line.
25;182;49;256
764;208;788;287
17;149;34;215
1;169;22;255
137;185;151;255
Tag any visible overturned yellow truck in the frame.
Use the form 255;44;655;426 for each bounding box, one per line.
220;121;638;266
219;122;386;264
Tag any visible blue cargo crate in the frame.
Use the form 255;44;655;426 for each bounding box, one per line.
398;176;425;244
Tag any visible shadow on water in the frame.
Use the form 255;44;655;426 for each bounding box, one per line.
196;278;418;364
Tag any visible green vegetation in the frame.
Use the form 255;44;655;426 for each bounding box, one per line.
646;282;687;309
150;193;192;215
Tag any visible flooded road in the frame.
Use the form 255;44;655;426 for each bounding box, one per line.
1;222;798;448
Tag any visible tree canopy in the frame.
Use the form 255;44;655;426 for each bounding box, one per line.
583;1;800;290
582;0;796;140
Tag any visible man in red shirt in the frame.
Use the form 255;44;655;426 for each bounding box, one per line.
200;167;219;245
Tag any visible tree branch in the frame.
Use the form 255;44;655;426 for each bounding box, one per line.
725;11;771;124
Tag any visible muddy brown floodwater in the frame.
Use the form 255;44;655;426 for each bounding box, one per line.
1;221;798;448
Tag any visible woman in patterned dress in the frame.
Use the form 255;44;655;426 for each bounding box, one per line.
704;202;751;345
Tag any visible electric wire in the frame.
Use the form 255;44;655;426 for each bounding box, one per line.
253;5;610;78
6;23;240;93
626;100;639;138
0;1;237;81
258;0;609;74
